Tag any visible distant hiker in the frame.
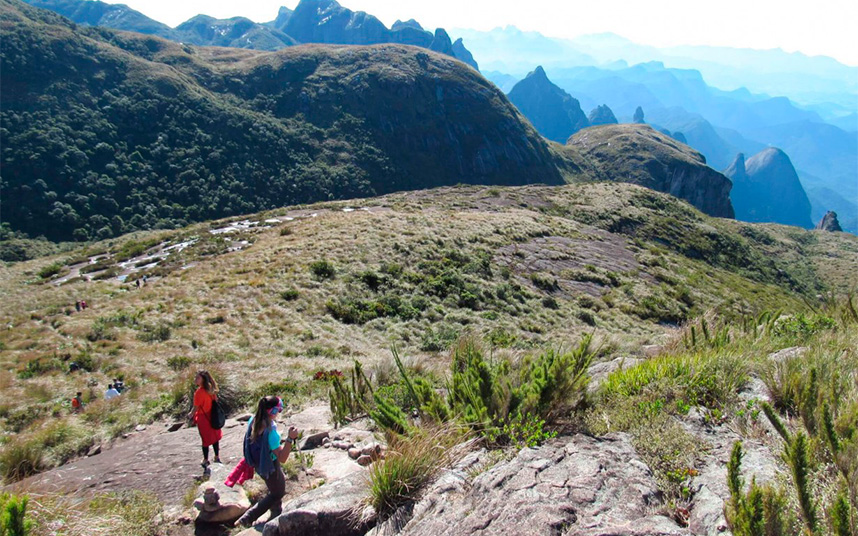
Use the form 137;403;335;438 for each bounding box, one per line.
81;300;88;310
113;378;125;393
104;383;120;400
234;396;299;528
72;392;84;413
135;279;140;288
68;361;80;373
189;370;222;468
75;301;81;312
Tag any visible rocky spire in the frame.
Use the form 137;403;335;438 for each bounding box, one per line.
588;104;618;126
815;211;843;232
633;106;645;124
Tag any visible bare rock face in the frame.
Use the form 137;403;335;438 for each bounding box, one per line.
724;148;813;228
588;104;619;126
395;433;686;536
570;124;735;218
262;471;375;536
815;211;843;232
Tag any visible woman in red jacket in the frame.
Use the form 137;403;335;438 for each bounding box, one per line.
189;370;222;467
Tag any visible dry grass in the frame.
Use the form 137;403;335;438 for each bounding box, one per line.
26;491;163;536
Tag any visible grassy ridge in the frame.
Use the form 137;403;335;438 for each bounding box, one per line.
1;182;855;485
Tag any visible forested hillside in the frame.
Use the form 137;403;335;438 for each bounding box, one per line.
0;0;560;241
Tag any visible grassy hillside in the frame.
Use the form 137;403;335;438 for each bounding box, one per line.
1;182;855;486
1;0;561;243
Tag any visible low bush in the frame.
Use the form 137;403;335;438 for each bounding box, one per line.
309;259;336;280
37;262;65;279
0;438;44;482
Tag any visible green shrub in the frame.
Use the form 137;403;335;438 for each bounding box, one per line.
280;289;300;301
530;272;559;291
37;262;64;279
772;313;836;341
17;357;62;379
137;323;171;343
0;493;33;535
309;259;336;280
166;356;191;371
419;325;459;352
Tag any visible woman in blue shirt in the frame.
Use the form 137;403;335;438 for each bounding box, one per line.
235;395;299;528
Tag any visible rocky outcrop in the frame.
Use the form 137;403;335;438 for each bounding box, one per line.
508;66;590;143
261;471;375;536
587;104;618;126
452;37;479;70
724;149;813;228
634;106;645;123
193;463;251;524
570;124;735;218
428;28;455;57
393;433;686;536
816;211;843;232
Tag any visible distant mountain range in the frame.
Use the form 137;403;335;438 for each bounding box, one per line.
484;61;857;233
22;0;479;69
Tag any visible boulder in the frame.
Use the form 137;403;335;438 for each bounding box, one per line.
300;431;330;451
348;448;361;460
356;455;372;467
394;433;686;536
767;346;807;363
261;471;375;536
86;444;102;457
193;463;251;524
588;356;642;392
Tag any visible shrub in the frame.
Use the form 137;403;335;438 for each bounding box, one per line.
367;426;469;519
37;262;64;279
419;325;459;352
530;272;559;291
309;259;336;280
0;439;44;482
137;323;171;343
0;493;33;535
17;357;62;379
280;289;299;301
166;356;191;371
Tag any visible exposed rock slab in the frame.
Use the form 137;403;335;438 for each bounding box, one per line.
395;433;686;536
680;412;783;536
262;470;375;536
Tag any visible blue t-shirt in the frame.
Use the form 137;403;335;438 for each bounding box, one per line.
248;417;281;460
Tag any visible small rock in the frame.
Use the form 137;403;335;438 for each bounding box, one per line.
135;425;147;432
356;455;372;466
768;346;807;363
331;440;352;450
167;422;184;432
299;431;330;451
361;443;382;460
236;414;252;422
87;444;102;457
348;448;361;460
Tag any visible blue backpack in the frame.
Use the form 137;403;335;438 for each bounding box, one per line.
243;421;275;478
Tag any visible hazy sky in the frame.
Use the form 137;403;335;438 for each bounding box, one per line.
110;0;858;65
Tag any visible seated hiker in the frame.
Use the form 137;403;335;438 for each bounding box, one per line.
113;378;125;393
104;383;120;400
71;392;84;413
235;396;299;528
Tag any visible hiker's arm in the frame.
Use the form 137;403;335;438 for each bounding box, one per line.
273;426;299;463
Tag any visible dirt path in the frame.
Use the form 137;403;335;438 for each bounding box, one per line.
13;419;247;505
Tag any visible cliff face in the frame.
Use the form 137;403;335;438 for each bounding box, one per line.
508;66;590;143
569;124;735;218
725;148;813;228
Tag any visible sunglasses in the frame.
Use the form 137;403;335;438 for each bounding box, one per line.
269;397;283;416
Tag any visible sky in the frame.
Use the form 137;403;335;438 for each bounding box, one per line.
109;0;858;66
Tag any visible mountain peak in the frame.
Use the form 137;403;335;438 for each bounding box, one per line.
529;65;548;80
816;211;843;232
725;153;746;178
726;147;812;228
508;66;589;143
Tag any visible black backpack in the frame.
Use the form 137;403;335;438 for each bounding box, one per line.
210;397;226;430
